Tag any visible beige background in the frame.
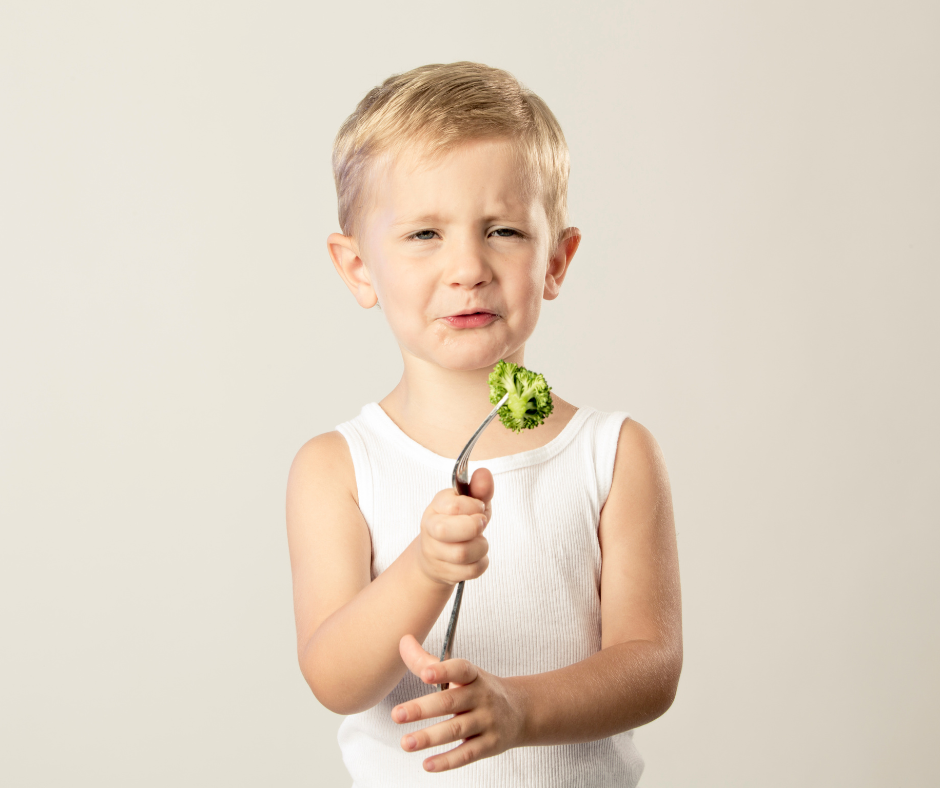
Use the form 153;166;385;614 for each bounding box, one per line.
2;1;938;785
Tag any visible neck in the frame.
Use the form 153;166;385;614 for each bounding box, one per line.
380;347;526;453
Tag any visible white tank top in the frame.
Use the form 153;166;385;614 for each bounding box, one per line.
334;403;644;787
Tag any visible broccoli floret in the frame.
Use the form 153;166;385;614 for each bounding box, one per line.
488;359;554;433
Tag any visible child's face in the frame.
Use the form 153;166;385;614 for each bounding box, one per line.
335;138;575;372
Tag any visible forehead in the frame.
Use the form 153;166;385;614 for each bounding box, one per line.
366;138;543;226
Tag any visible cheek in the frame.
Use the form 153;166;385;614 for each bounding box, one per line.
375;267;432;331
511;263;548;310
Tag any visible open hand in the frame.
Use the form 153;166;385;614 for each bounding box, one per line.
393;634;527;772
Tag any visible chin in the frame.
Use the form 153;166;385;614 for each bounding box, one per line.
408;324;528;371
435;346;518;372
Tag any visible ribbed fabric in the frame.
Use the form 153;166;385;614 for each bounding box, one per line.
334;403;644;787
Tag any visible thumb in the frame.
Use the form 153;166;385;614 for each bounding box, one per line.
468;467;495;507
399;634;437;680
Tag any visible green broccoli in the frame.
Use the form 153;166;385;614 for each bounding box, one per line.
488;359;554;433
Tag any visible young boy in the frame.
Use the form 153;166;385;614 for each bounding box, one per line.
287;62;681;785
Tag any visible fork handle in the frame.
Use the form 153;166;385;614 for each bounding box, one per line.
438;478;470;691
437;395;507;691
437;579;464;691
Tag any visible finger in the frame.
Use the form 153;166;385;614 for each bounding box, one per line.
400;711;483;753
434;536;488;567
398;634;438;679
421;657;479;687
432;488;487;516
393;684;474;724
428;553;489;584
468;468;494;508
427;513;487;543
422;736;491;773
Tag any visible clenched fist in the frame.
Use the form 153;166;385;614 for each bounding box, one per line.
416;468;494;586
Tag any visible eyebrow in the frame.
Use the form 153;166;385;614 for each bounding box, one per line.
391;213;529;228
390;214;445;228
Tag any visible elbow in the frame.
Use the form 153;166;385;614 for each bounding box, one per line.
654;643;683;717
301;664;362;715
305;675;363;716
309;677;377;716
298;640;376;716
623;638;682;724
657;676;680;718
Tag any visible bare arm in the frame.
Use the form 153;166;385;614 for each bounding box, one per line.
286;432;494;714
392;418;682;770
519;417;682;742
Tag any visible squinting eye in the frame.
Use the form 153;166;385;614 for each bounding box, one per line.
412;230;437;241
491;228;519;238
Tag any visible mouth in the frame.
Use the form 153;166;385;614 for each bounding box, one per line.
440;310;499;329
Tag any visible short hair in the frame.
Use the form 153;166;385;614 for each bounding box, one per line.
332;62;570;244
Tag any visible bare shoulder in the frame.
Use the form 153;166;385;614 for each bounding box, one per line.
287;430;358;508
597;417;676;587
598;416;680;649
286;431;372;652
605;418;672;513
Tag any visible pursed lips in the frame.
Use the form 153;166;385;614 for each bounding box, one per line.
439;310;499;328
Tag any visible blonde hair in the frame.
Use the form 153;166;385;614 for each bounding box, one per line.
332;62;570;243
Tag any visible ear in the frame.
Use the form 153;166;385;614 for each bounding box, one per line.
328;233;378;309
543;227;581;301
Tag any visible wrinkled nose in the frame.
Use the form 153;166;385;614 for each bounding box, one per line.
445;237;493;289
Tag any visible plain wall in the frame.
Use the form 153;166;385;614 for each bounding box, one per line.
1;1;938;785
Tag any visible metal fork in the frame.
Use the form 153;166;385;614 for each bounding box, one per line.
438;391;509;691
